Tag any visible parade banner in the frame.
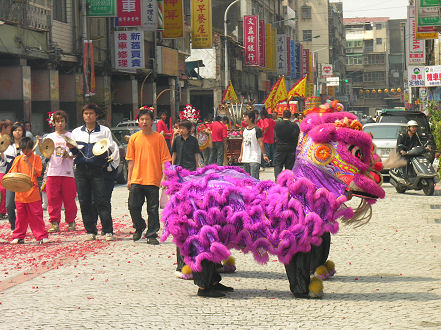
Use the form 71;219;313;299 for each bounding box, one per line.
117;0;142;26
222;81;239;103
265;23;272;71
244;15;259;66
163;0;184;38
264;76;288;110
264;77;281;109
408;66;426;87
286;36;291;77
271;27;277;72
287;76;307;99
259;19;266;68
87;0;115;16
114;31;145;70
290;39;296;79
191;0;212;48
142;0;158;31
276;34;287;75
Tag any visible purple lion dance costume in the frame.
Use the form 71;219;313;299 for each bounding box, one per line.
161;101;385;298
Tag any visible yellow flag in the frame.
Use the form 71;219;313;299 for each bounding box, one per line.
264;76;288;110
287;76;307;100
222;81;238;103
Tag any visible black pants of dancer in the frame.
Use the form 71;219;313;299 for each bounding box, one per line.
310;233;331;273
193;260;221;289
128;184;160;238
274;151;296;180
285;251;311;297
176;247;185;271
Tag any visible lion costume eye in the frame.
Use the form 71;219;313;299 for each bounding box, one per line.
348;145;363;160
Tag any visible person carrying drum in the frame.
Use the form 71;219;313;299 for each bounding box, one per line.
45;110;77;233
9;137;49;244
68;104;120;241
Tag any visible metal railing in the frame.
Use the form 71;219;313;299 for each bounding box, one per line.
0;0;50;31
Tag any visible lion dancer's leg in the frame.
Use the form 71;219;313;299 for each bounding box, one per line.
193;260;234;298
310;233;336;280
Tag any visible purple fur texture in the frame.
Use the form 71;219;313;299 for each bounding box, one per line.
161;164;352;272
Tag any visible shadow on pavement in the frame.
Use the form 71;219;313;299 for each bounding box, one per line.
331;275;439;283
224;270;286;280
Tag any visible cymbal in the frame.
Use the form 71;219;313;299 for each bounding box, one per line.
61;134;78;148
39;138;55;158
32;140;39;151
0;135;11;153
92;138;110;156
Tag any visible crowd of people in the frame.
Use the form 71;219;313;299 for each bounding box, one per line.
0;105;300;248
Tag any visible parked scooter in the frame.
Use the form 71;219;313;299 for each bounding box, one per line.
389;143;438;196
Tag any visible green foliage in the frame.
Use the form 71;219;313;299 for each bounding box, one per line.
427;100;441;151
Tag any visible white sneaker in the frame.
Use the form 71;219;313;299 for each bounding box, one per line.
105;233;114;241
84;233;96;241
38;238;49;244
10;238;24;244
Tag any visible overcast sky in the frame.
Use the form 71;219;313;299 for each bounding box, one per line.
335;0;408;19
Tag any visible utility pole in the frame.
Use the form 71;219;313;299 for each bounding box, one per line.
224;0;239;89
81;0;88;103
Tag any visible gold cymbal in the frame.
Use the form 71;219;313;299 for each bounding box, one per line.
32;139;39;151
92;138;110;156
39;138;55;158
61;134;78;148
0;135;11;153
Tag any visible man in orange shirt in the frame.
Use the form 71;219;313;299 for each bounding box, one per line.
10;137;49;244
127;109;171;244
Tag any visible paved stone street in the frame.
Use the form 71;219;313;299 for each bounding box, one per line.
0;169;440;329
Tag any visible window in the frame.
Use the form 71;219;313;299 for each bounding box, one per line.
363;71;385;82
376;24;382;30
303;30;312;42
376;38;382;45
301;5;312;19
364;40;373;52
53;0;67;22
364;54;385;65
346;55;363;65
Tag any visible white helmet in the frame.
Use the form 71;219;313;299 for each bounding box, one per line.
407;120;419;127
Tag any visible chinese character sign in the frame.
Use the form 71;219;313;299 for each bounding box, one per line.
290;39;296;79
117;0;142;26
114;31;145;70
244;15;259;66
163;0;184;38
408;66;425;87
424;66;441;87
302;48;309;79
192;0;212;48
286;37;291;77
276;34;287;75
259;20;266;68
87;0;115;16
142;0;158;31
265;23;272;71
271;27;277;72
407;6;425;65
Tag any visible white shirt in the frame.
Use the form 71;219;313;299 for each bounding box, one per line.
242;126;263;164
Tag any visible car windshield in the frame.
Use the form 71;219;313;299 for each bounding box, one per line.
379;115;429;133
111;128;139;144
363;125;406;139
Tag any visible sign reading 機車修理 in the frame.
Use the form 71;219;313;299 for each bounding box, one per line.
87;0;115;16
114;31;144;71
424;66;441;87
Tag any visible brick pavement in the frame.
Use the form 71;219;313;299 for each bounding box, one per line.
0;168;440;329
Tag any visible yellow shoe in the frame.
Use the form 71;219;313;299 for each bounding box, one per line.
48;222;59;233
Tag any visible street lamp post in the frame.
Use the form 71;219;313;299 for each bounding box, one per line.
224;0;239;89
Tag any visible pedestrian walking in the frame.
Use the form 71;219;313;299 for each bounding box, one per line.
9;137;49;244
171;119;201;273
0;122;24;231
261;110;276;167
45;110;77;233
127;108;171;245
209;116;227;166
238;110;269;180
156;112;172;152
68;104;120;241
197;116;212;166
274;110;300;180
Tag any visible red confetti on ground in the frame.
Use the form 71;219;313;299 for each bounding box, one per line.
0;216;133;291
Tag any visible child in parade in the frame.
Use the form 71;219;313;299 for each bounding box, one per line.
45;110;77;233
10;137;49;244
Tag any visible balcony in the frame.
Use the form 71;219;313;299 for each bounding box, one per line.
0;0;50;31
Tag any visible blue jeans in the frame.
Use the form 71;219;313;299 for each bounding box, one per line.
264;143;274;167
243;162;260;180
209;141;225;166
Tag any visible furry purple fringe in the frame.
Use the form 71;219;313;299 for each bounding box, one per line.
161;164;353;272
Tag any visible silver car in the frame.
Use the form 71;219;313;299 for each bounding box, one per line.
363;123;407;174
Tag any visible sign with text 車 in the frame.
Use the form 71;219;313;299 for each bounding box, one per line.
408;66;426;87
87;0;116;17
244;15;259;66
276;34;287;74
117;0;142;26
114;31;145;71
259;20;266;68
191;0;212;49
163;0;184;38
407;6;426;65
424;65;441;87
142;0;158;31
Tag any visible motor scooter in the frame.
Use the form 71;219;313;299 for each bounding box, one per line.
389;143;438;196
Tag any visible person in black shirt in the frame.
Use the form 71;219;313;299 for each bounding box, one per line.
273;110;300;180
171;119;201;275
172;120;201;172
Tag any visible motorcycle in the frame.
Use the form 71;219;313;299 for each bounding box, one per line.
389;143;438;196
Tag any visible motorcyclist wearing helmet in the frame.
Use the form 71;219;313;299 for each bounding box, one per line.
396;120;431;180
